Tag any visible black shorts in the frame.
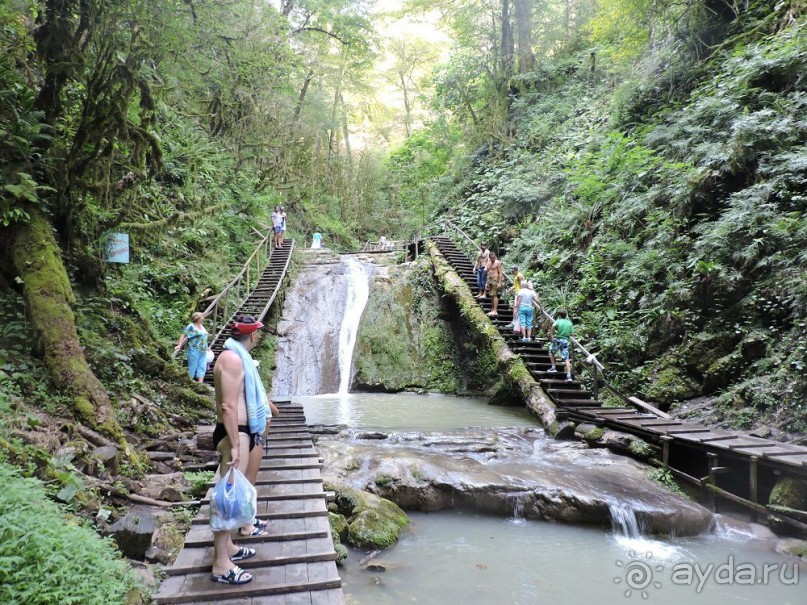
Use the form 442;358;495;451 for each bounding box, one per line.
212;422;259;452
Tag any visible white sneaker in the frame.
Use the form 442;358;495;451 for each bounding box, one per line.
565;375;573;382
547;367;557;373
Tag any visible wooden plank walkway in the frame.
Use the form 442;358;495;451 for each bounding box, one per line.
430;235;807;521
155;401;345;605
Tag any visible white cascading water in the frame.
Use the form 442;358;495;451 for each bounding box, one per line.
609;502;642;539
337;256;372;394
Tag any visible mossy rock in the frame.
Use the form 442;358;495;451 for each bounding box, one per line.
333;488;362;517
347;508;408;549
627;437;654;460
683;332;741;372
644;367;700;404
334;542;349;564
336;487;409;549
584;427;604;442
130;349;167;377
769;477;807;511
703;353;743;392
329;512;349;541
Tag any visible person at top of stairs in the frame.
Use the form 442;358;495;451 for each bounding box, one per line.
311;230;323;248
485;252;503;317
473;243;490;298
547;310;575;382
280;206;287;248
272;205;284;249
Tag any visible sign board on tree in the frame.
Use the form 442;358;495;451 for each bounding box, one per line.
105;233;130;263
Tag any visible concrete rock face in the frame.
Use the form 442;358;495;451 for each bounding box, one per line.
318;427;714;537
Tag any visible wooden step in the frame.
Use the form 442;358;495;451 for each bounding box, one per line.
182;515;331;547
194;497;329;525
154;562;341;604
165;536;338;575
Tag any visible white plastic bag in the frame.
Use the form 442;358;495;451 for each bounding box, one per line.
209;468;257;531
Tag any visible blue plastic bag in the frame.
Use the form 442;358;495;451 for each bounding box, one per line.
209;468;257;531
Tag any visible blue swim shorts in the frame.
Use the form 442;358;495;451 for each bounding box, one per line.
549;338;570;361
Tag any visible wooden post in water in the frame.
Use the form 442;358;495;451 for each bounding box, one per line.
750;456;759;523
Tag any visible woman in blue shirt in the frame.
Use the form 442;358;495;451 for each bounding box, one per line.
175;312;209;382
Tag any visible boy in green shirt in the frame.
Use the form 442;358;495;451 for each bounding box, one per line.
548;310;574;381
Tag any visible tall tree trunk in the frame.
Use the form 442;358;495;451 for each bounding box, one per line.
292;70;314;126
9;207;121;437
340;93;352;169
513;0;534;74
399;72;413;137
327;83;341;167
500;0;514;77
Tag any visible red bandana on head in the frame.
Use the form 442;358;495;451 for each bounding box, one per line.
230;320;263;335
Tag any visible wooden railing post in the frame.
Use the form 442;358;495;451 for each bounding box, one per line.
707;453;719;512
750;456;759;523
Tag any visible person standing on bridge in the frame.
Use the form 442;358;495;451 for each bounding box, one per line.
474;243;490;298
311;231;323;249
279;206;287;248
210;315;272;585
272;205;283;249
485;252;503;318
174;312;209;383
548;310;575;382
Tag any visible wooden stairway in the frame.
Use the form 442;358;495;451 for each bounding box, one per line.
154;400;345;604
204;240;295;384
430;235;807;528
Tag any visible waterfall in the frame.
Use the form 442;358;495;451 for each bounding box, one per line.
272;253;373;396
609;502;642;539
337;256;372;394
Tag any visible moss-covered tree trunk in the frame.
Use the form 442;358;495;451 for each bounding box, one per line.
10;207;119;436
426;241;573;439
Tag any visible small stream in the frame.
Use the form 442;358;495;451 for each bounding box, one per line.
299;394;805;605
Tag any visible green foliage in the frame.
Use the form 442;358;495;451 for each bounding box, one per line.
650;466;685;495
184;470;215;498
0;462;138;604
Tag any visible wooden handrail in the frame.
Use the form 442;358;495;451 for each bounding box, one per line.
172;231;271;359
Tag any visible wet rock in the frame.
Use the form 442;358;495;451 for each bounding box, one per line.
355;431;389;440
366;563;387;572
317;428;713;536
776;539;807;558
106;511;156;559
